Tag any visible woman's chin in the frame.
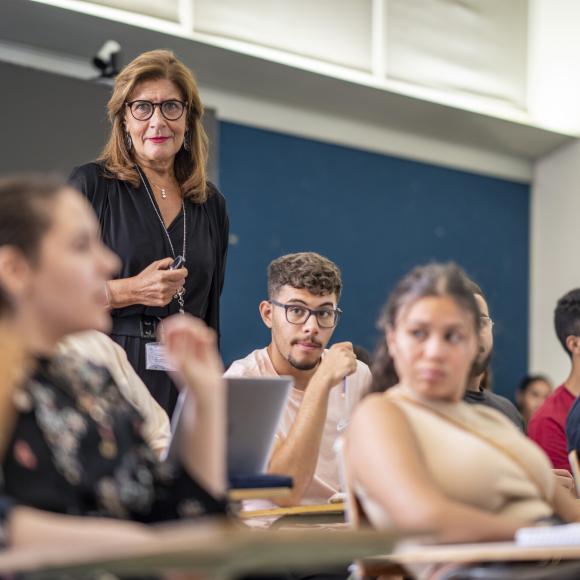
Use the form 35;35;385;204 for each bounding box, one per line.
78;314;112;336
140;147;178;164
96;314;113;334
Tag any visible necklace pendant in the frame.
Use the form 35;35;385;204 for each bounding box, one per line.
160;188;167;199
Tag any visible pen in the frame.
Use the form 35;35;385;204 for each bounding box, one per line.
337;378;349;432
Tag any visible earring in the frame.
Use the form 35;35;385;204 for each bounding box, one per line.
125;133;133;150
183;131;190;151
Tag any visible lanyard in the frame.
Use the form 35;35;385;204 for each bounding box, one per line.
136;165;187;313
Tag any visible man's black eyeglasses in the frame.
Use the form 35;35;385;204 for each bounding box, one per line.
126;100;187;121
270;299;342;328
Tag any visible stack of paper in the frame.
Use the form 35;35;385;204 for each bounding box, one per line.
516;523;580;547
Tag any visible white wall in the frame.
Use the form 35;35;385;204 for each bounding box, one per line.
530;137;580;382
528;0;580;134
527;0;580;382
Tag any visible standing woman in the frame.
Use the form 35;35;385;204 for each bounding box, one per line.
70;49;229;415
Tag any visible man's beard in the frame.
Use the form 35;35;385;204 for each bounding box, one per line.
286;337;323;371
471;350;492;378
287;354;321;371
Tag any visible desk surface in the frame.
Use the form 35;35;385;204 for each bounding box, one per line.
0;519;396;580
385;541;580;565
241;501;345;519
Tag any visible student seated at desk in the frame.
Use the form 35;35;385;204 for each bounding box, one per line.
461;279;526;432
0;176;226;549
529;289;580;471
516;374;552;425
225;252;371;507
348;263;580;543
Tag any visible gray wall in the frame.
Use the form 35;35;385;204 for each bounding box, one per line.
0;62;110;174
0;62;218;181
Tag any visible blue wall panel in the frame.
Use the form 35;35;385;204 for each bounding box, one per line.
219;121;530;400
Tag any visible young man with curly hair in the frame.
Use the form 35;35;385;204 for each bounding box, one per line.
225;252;371;506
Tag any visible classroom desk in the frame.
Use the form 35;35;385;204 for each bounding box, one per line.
228;487;292;502
359;539;580;575
240;501;345;520
0;519;396;579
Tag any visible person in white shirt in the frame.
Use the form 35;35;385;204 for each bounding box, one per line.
225;252;371;506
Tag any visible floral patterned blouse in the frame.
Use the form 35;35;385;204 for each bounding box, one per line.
0;355;225;525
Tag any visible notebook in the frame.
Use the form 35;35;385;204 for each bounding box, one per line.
515;523;580;547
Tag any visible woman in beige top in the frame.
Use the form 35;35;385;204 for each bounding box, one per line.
348;263;580;543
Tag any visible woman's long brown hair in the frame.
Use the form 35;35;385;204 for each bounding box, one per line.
370;263;482;393
99;49;209;203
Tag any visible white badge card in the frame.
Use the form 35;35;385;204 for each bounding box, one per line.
145;342;176;372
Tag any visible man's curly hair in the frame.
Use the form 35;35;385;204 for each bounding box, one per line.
268;252;342;300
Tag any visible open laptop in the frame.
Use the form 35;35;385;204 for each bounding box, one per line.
166;376;293;480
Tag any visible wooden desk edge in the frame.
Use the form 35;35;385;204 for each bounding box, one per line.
0;522;396;575
374;541;580;565
240;501;345;519
229;487;292;501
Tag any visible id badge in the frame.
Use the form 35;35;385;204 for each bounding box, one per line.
145;342;176;371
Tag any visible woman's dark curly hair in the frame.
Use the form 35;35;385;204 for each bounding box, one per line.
370;263;482;393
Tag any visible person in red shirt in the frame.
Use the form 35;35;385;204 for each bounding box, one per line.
528;288;580;470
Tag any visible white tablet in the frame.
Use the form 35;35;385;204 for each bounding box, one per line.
166;376;293;478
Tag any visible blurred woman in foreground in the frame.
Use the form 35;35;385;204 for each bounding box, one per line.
348;263;580;544
0;175;226;548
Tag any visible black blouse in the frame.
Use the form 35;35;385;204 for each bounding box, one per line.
69;163;229;339
1;356;225;523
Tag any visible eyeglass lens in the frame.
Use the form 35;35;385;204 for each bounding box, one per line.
129;100;185;121
286;305;338;328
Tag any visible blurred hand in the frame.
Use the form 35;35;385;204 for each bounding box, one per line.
130;257;187;307
314;342;357;391
553;468;576;494
162;315;225;402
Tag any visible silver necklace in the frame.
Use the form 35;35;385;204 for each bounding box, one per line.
136;165;187;313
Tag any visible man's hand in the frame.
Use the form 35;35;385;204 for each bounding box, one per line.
268;341;357;506
313;342;357;391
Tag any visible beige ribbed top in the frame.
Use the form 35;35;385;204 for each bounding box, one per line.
356;384;555;529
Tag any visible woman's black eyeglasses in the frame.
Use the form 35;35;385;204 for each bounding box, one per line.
126;100;187;121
